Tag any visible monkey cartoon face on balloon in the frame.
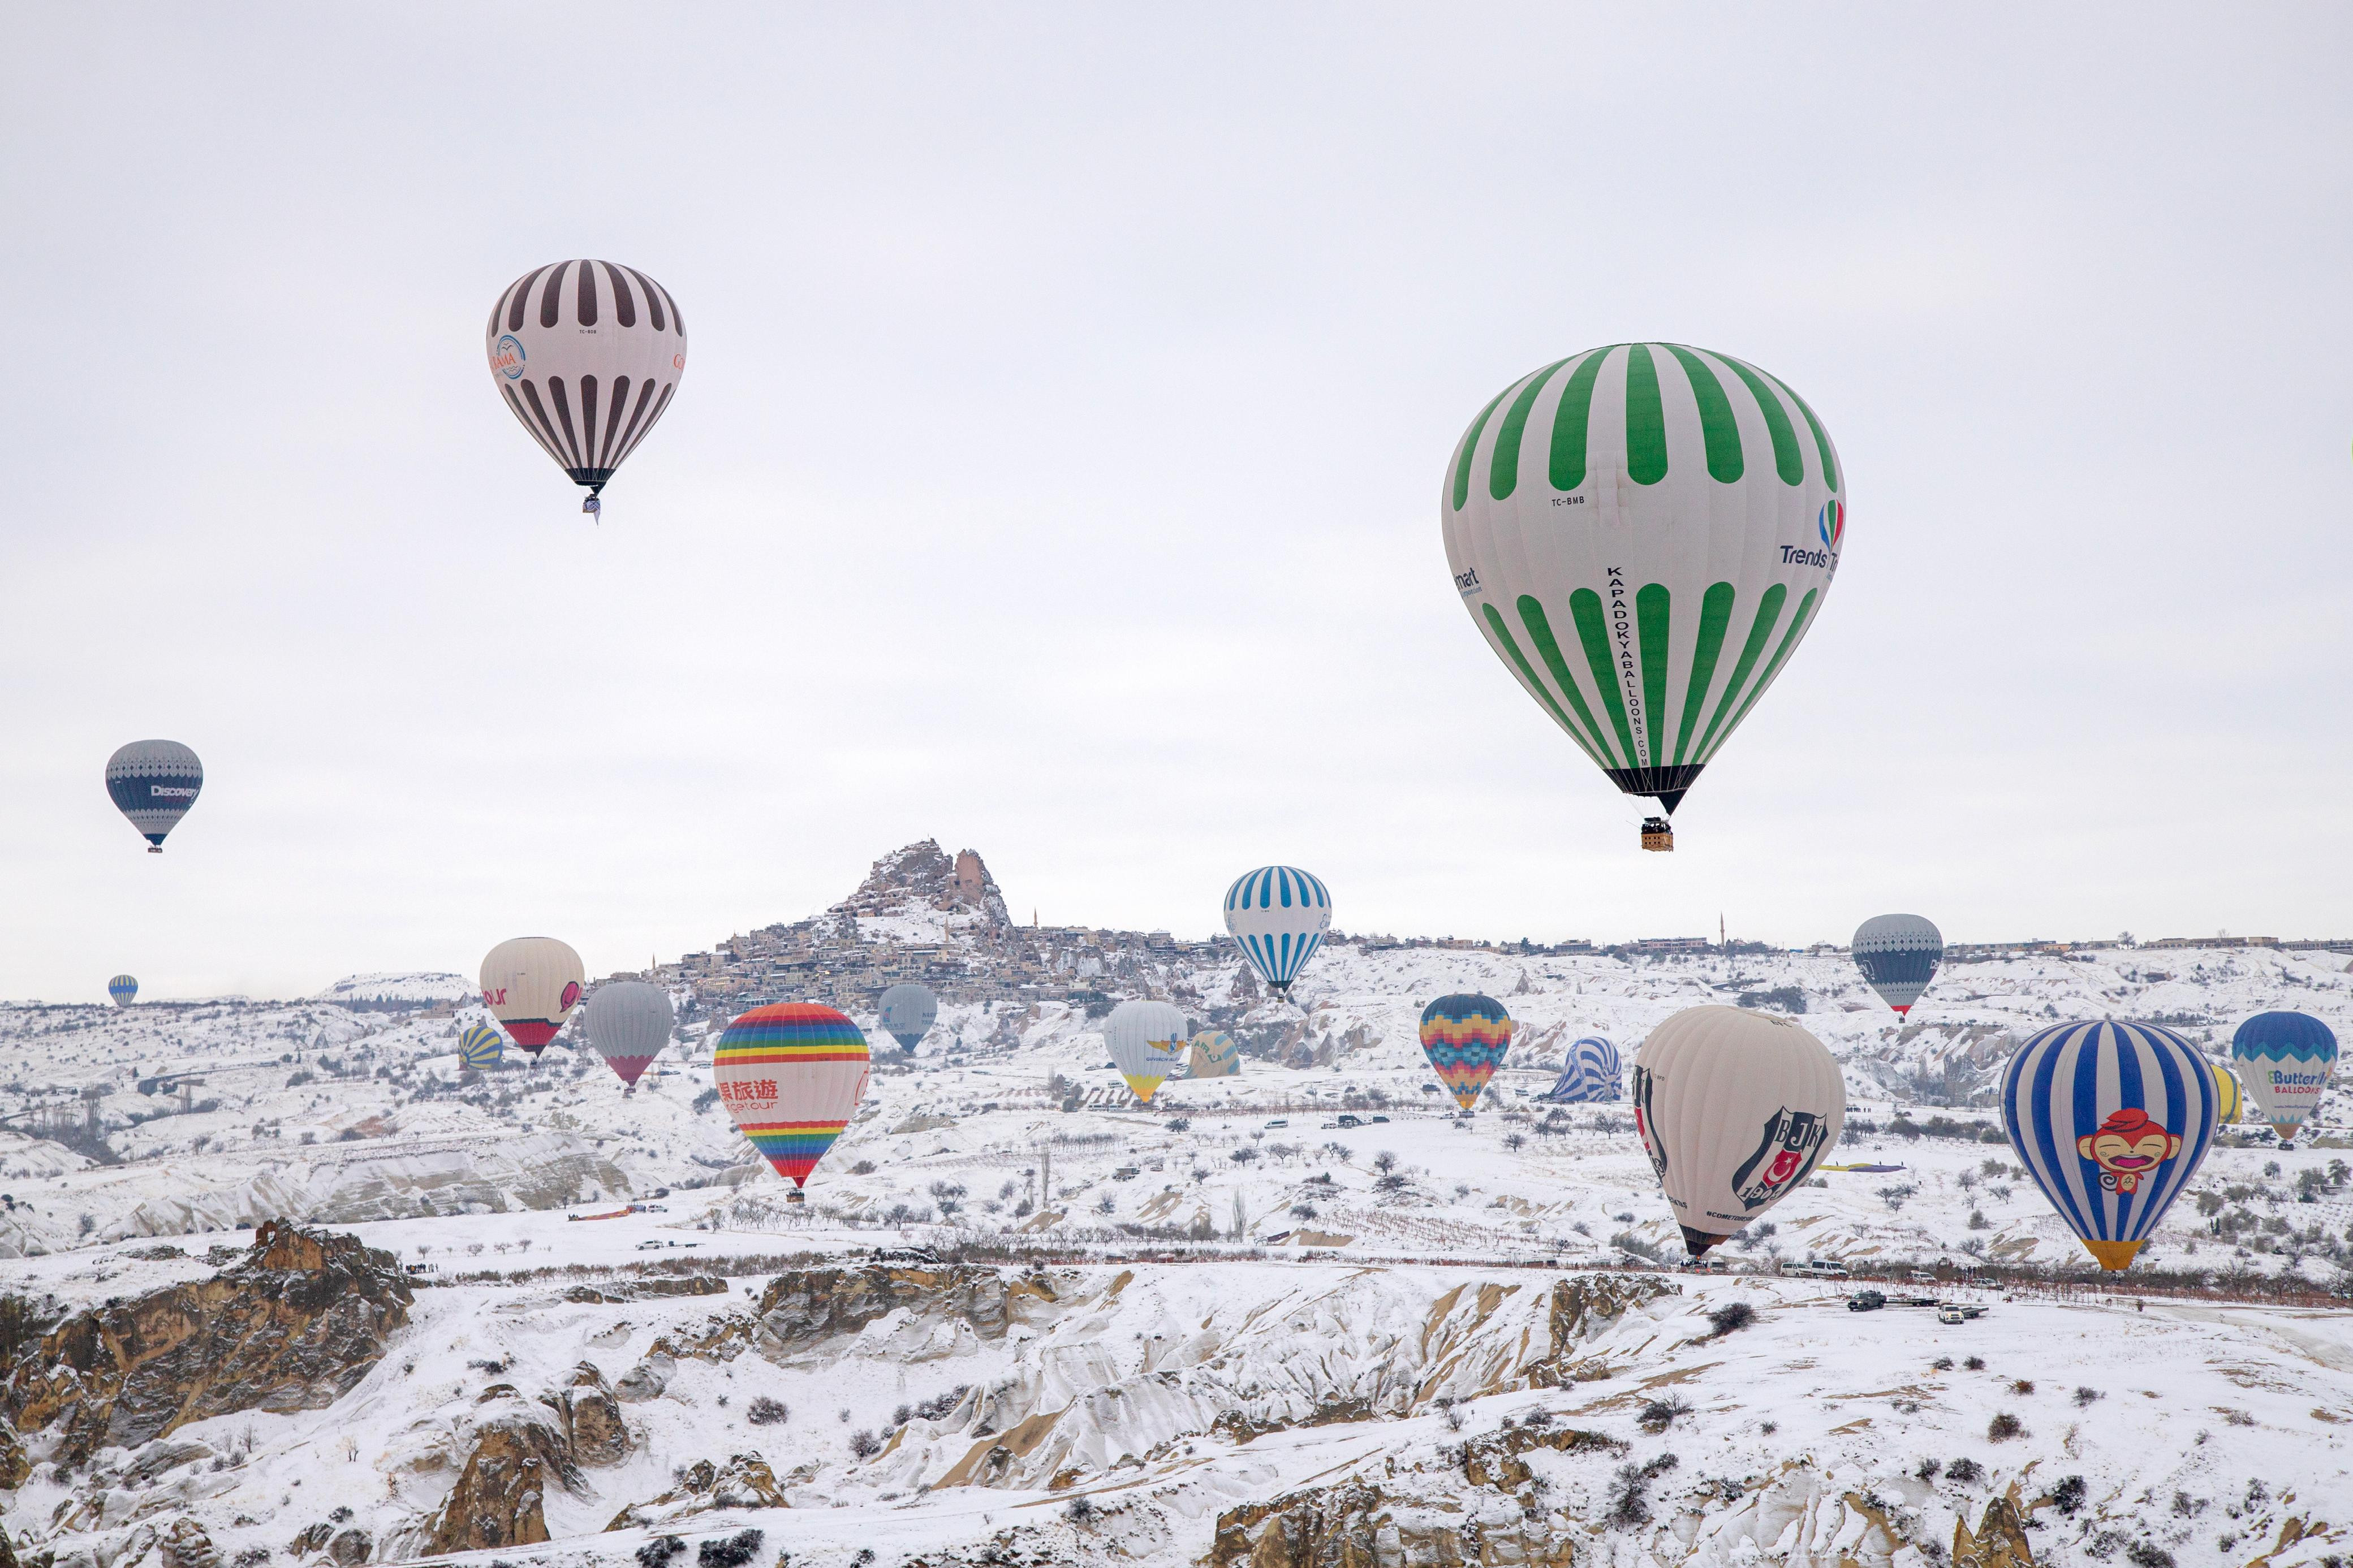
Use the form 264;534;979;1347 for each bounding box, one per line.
2076;1107;2182;1193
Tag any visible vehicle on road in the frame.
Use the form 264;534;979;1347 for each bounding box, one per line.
1336;1114;1363;1128
1848;1289;1887;1312
1937;1306;1968;1324
1265;1118;1288;1128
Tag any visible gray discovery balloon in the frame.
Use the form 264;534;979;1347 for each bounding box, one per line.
1852;914;1943;1016
878;983;938;1052
106;740;203;852
584;980;673;1088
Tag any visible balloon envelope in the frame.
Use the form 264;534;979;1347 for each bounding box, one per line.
1544;1035;1621;1103
1442;344;1845;819
2002;1020;2218;1270
1852;914;1943;1015
714;1003;871;1187
2208;1060;2243;1127
480;937;585;1055
1419;994;1513;1112
1632;1007;1845;1256
459;1023;505;1071
488;261;687;500
2230;1011;2338;1145
877;983;939;1053
107;975;137;1007
1223;866;1331;995
1106;1000;1189;1104
1186;1029;1241;1079
105;740;202;851
585;980;673;1088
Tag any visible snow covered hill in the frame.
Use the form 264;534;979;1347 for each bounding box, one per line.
2;845;2350;1566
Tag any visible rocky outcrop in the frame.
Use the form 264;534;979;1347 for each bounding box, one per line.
157;1519;219;1568
0;1421;25;1490
1210;1478;1576;1567
420;1399;583;1554
1953;1489;2037;1568
562;1276;729;1304
603;1454;789;1531
0;1220;411;1467
541;1363;631;1465
1458;1423;1624;1489
754;1264;1034;1346
1526;1273;1677;1385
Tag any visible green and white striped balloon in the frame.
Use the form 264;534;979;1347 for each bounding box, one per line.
1441;344;1845;819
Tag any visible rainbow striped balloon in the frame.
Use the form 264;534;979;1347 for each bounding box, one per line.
1419;993;1513;1112
714;1004;872;1189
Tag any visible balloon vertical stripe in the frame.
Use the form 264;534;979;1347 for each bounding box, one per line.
1662;345;1744;482
1718;357;1804;485
1624;345;1669;485
1489;358;1572;500
1765;369;1839;491
1637;584;1671;764
1674;583;1737;764
1704;588;1818;762
1546;348;1611;491
1480;605;1607;766
1451;384;1514;511
1568;590;1640;763
1516;599;1620;767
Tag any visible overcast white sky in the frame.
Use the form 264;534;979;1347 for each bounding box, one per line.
4;5;2350;1001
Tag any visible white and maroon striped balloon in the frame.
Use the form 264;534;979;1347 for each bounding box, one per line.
486;260;687;508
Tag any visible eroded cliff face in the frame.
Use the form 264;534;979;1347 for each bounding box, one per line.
0;1221;411;1469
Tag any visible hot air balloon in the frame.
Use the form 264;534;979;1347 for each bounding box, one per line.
1105;1000;1189;1105
2230;1012;2338;1147
2208;1059;2243;1127
488;261;687;517
1632;1007;1845;1257
585;980;673;1088
479;937;585;1056
1223;866;1331;999
1544;1035;1621;1103
1186;1029;1242;1079
714;1003;870;1198
105;741;202;852
1442;345;1845;850
2001;1020;2218;1271
1419;995;1513;1112
877;983;939;1055
459;1023;505;1071
1852;914;1942;1015
107;975;137;1008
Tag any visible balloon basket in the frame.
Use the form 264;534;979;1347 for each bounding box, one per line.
1640;818;1675;852
785;1189;806;1205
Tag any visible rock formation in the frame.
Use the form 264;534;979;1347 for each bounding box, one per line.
0;1220;411;1467
603;1454;789;1531
420;1395;583;1554
754;1263;1033;1346
541;1363;631;1466
1210;1476;1578;1567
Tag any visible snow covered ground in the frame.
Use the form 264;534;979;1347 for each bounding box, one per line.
3;926;2350;1565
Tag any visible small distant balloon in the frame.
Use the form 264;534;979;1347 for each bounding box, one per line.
479;937;585;1056
1851;914;1942;1015
107;974;138;1008
106;740;202;852
1186;1029;1242;1079
585;980;674;1088
1223;866;1331;999
2230;1011;2338;1147
878;983;939;1053
459;1023;505;1071
1544;1035;1621;1103
1419;994;1513;1112
1106;999;1189;1104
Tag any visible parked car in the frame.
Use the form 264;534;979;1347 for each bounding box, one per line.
1264;1118;1288;1128
1847;1289;1887;1313
1111;1167;1139;1181
1369;1115;1390;1123
1336;1114;1363;1129
1937;1305;1968;1324
1910;1269;1937;1284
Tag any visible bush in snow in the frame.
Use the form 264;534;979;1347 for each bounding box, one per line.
1947;1458;1984;1484
2050;1475;2087;1514
2074;1387;2104;1407
1064;1495;1098;1525
747;1396;787;1426
696;1531;763;1568
848;1429;881;1459
1704;1302;1756;1338
635;1539;684;1568
1637;1396;1691;1435
1988;1413;2026;1441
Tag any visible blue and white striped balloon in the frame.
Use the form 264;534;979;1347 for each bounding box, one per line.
1222;865;1331;996
1999;1020;2220;1272
1545;1035;1622;1103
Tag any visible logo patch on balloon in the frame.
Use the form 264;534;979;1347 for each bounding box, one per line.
492;334;526;380
1818;498;1845;550
2075;1107;2182;1194
1730;1105;1829;1209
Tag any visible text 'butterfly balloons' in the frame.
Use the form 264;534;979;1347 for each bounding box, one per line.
1419;994;1514;1112
2001;1020;2219;1271
1632;1007;1845;1258
2231;1011;2338;1146
714;1004;871;1193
